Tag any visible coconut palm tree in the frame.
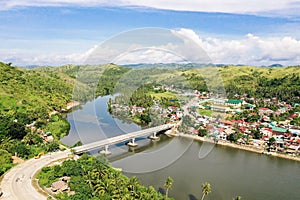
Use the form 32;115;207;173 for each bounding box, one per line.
233;195;242;200
164;176;173;198
201;182;211;200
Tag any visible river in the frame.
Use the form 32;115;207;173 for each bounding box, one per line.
62;96;300;200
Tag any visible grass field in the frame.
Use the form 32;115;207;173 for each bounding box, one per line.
218;65;300;81
148;91;177;100
198;109;213;117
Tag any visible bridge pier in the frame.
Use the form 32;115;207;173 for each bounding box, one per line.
73;124;175;154
127;138;138;147
149;132;159;140
100;145;111;155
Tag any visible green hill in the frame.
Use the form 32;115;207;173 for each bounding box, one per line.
0;62;74;118
218;66;300;102
0;62;77;172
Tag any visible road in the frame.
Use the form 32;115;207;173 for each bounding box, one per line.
182;96;199;118
0;150;70;200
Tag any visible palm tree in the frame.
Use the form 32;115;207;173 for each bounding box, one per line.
94;179;109;196
164;176;173;198
128;176;139;194
201;182;211;200
233;196;242;200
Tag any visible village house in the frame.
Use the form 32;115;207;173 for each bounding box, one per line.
130;106;145;114
289;128;300;136
196;117;209;126
286;144;299;154
210;105;231;113
260;128;273;138
251;139;265;147
258;108;274;116
262;115;271;122
225;99;245;108
211;98;226;105
244;103;256;110
271;126;288;135
224;128;235;136
217;128;227;140
170;114;179;122
50;176;73;194
42;132;54;142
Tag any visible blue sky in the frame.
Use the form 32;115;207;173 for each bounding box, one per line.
1;0;300;66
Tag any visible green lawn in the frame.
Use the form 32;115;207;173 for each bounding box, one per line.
198;109;213;117
148;91;177;100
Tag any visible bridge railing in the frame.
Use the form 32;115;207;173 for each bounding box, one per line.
73;124;175;153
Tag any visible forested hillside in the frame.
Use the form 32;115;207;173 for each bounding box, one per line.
219;66;300;103
0;62;75;175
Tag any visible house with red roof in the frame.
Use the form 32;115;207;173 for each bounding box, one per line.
260;128;273;138
272;126;287;136
258;108;274;116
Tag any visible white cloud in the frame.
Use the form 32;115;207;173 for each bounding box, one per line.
1;0;123;10
113;47;186;64
85;28;211;65
172;28;300;65
0;45;98;66
125;0;300;16
2;28;300;66
2;0;300;16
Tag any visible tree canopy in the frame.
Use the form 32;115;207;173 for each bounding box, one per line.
38;154;171;200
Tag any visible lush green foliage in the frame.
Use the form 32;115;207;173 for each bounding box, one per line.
164;176;173;198
44;114;70;140
198;109;213;117
201;182;212;200
0;115;27;140
0;63;73;116
198;129;208;137
181;71;208;92
129;85;154;108
38;154;170;200
0;62;74;167
219;66;300;103
96;65;131;96
0;149;14;176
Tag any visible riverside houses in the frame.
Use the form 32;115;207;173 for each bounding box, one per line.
192;96;300;157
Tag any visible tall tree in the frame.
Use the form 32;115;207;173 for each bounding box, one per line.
201;182;211;200
164;176;173;198
234;196;242;200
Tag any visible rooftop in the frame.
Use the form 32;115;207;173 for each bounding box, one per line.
272;126;287;133
226;99;243;104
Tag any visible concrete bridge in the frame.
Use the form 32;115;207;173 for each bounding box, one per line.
73;124;176;154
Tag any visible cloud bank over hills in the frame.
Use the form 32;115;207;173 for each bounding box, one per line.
3;29;300;66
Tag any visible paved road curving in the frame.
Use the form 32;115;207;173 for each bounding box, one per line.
0;150;71;200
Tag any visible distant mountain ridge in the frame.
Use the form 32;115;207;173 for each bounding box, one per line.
121;63;289;68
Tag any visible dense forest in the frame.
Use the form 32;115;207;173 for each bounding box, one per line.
219;66;300;103
0;62;75;175
38;154;171;200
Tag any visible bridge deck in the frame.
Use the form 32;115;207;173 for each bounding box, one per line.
73;124;174;154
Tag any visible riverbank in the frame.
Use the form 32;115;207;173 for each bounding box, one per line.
178;133;300;162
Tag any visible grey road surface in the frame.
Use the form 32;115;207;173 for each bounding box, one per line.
0;150;70;200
